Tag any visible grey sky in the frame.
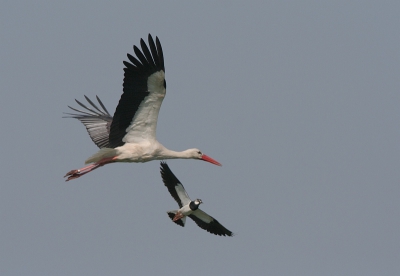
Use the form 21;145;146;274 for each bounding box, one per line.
1;1;399;275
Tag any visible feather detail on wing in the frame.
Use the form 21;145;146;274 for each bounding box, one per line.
160;162;191;208
189;210;233;237
64;95;112;148
109;34;166;147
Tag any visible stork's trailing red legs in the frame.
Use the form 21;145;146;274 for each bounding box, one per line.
64;156;117;181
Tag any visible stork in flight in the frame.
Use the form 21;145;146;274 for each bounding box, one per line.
64;34;221;181
160;162;233;236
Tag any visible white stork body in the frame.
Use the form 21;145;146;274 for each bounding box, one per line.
84;141;206;164
64;35;221;181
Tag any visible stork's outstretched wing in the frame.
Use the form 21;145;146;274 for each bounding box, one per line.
110;34;166;148
64;95;112;148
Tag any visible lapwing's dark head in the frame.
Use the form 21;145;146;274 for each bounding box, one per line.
195;199;202;205
189;199;203;210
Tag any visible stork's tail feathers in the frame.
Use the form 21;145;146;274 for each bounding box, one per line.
85;148;117;164
167;211;186;227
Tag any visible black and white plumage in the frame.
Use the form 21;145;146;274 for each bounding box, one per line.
64;34;221;181
160;162;233;237
64;95;112;149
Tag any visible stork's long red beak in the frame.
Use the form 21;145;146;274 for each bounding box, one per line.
201;154;222;166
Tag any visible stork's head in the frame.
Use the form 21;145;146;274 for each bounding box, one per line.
189;149;222;166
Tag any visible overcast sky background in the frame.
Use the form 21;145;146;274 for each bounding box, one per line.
1;1;399;275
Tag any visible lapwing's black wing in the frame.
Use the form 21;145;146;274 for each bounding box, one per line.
189;210;233;237
160;162;191;208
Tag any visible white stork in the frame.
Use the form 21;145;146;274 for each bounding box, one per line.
160;162;233;236
64;34;221;181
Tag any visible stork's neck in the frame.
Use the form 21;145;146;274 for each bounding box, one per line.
158;147;195;160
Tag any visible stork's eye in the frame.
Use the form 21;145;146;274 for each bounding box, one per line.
197;151;202;155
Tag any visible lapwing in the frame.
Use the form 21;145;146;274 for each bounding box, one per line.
160;162;233;236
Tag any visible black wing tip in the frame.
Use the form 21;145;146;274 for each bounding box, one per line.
123;34;164;72
189;214;234;237
66;96;111;118
207;228;234;237
160;161;166;174
210;218;234;237
214;229;234;237
160;160;168;170
160;162;182;187
159;161;171;177
206;224;234;237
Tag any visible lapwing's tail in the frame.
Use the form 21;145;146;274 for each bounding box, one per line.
167;211;186;227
